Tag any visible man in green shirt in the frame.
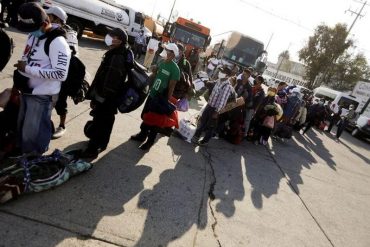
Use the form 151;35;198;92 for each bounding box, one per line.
131;43;180;150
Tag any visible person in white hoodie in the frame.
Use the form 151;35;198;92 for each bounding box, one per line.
14;2;71;155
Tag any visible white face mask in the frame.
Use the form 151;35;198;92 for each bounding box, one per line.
104;34;113;47
160;49;167;58
218;72;226;79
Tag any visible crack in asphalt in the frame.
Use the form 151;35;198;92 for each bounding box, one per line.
200;147;222;247
264;146;335;247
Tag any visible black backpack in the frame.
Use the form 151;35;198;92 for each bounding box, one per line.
44;30;89;104
116;57;150;113
173;58;191;99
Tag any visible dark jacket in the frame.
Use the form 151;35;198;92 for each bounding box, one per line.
89;45;134;101
235;79;252;104
173;56;193;99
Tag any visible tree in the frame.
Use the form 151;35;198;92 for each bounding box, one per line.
326;52;370;91
299;23;353;89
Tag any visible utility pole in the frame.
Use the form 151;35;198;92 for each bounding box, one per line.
345;0;368;36
265;33;274;51
168;0;177;22
318;0;368;87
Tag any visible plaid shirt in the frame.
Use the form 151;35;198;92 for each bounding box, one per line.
208;78;234;112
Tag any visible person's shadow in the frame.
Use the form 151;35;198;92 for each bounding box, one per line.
202;140;245;217
299;130;336;170
241;142;284;209
1;139;152;246
134;136;208;247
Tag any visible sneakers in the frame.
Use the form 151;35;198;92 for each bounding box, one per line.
191;135;209;146
139;140;154;151
79;148;99;160
52;126;66;139
198;139;209;146
191;136;200;144
130;133;147;142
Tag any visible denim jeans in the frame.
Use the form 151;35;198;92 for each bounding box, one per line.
244;109;255;136
17;94;54;154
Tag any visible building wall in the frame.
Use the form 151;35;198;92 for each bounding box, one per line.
265;61;308;86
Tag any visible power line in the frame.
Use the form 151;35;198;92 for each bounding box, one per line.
239;0;312;32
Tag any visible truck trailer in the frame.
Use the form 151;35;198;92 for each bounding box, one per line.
44;0;151;42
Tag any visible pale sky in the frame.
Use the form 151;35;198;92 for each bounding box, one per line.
119;0;369;64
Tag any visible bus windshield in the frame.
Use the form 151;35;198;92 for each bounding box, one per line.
223;36;264;67
172;26;206;48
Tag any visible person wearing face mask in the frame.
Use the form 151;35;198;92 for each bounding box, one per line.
252;87;279;145
79;28;133;159
134;29;146;59
172;43;192;100
13;2;71;156
130;43;180;150
45;6;80;139
191;66;236;146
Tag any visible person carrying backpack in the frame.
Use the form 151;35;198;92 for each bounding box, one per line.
14;2;71;156
80;28;134;159
173;43;192;100
45;6;83;139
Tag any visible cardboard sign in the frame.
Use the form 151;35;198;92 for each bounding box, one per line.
219;97;245;114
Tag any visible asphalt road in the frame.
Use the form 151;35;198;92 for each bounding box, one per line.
0;28;370;247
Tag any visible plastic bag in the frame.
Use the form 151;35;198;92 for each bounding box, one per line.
176;98;189;112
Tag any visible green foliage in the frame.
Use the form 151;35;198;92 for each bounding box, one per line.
298;23;354;89
326;52;370;91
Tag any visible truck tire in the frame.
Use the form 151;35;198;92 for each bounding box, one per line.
67;17;84;39
351;128;360;138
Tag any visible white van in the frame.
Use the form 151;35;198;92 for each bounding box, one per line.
44;0;151;41
313;86;361;114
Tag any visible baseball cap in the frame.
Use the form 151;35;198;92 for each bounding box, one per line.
17;2;48;32
46;6;67;24
163;43;179;57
